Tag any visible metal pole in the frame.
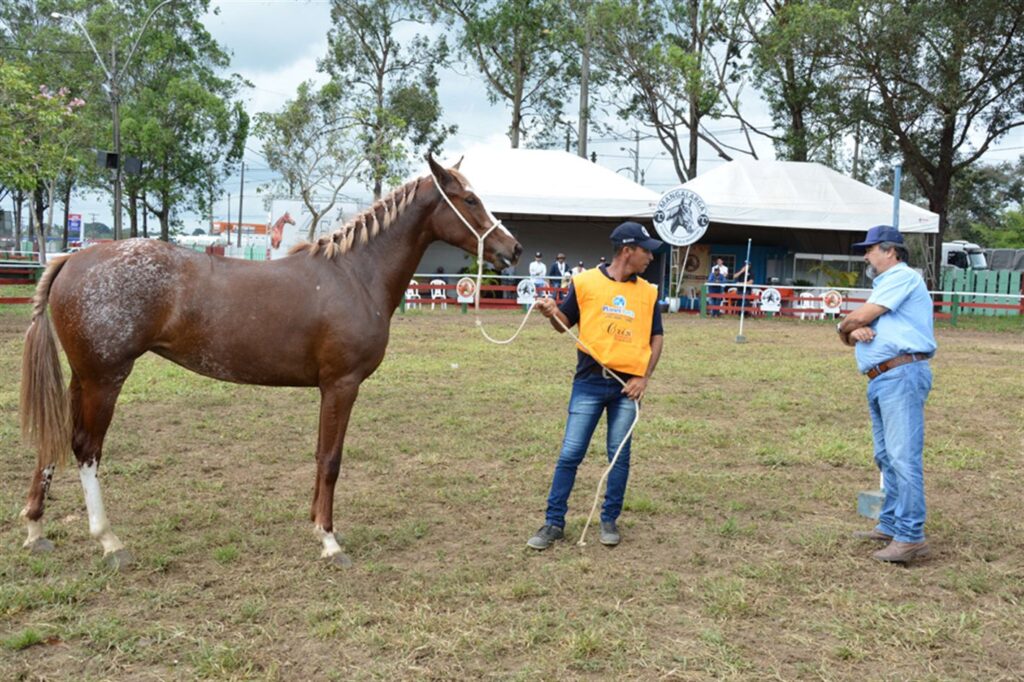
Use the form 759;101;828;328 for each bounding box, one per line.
736;238;752;343
892;165;902;229
111;44;122;240
237;163;244;247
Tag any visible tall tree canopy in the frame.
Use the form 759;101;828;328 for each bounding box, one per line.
436;0;570;148
591;0;748;181
322;0;453;200
836;0;1024;282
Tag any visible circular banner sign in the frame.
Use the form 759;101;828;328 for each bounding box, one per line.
456;277;477;303
821;289;843;314
516;278;537;305
760;287;782;313
652;187;710;247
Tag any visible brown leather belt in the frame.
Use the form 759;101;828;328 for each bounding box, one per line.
865;353;931;380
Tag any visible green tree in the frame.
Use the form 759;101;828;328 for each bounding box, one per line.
836;0;1024;285
0;61;88;260
734;0;854;165
254;81;364;240
436;0;570;149
322;0;454;200
102;0;247;240
971;210;1024;249
591;0;746;181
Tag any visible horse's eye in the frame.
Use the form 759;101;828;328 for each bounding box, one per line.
464;196;479;206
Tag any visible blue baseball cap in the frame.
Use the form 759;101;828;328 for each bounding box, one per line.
852;225;904;253
610;221;663;252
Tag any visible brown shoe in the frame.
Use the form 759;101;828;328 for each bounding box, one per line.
853;529;893;542
872;540;930;563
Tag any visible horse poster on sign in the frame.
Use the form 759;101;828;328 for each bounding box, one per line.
268;200;309;259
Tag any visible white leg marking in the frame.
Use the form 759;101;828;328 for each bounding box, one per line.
21;508;44;547
79;461;125;555
315;525;343;558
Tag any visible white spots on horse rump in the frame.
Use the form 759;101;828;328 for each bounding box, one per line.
78;241;179;362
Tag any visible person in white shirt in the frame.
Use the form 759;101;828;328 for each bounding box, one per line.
529;252;547;296
711;258;729;278
571;260;585;277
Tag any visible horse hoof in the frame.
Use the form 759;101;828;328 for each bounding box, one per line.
26;537;55;554
103;549;134;571
324;552;353;569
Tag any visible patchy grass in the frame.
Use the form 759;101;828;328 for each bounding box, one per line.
1;309;1022;680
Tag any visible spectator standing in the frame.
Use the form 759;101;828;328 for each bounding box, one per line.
838;225;936;564
548;253;569;296
707;266;726;317
529;252;547;296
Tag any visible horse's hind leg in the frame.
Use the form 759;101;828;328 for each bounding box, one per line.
21;464;56;553
71;371;134;570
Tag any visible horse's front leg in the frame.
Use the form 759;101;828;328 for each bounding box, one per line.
311;378;360;567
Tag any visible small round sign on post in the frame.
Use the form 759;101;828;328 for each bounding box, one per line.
822;289;843;315
652;187;710;247
516;278;536;305
760;287;782;314
456;277;477;304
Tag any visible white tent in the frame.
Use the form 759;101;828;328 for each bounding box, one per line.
680;158;939;233
441;147;661;218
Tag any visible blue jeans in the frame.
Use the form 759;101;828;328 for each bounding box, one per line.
867;361;932;543
544;374;638;528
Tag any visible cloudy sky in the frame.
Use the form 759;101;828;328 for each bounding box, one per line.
70;0;1022;229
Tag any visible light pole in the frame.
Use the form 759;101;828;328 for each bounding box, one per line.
52;0;176;240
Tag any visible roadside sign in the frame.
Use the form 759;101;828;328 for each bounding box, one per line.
67;214;82;241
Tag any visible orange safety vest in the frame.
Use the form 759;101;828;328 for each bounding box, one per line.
573;268;657;376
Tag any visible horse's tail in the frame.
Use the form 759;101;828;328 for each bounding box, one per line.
20;256;73;471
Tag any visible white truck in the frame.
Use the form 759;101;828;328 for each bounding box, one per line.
941;240;988;270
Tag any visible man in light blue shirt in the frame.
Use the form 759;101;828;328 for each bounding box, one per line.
838;225;937;564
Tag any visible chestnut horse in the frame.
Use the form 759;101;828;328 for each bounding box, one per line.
19;156;521;568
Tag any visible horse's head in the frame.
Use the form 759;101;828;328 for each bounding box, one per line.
284;212;295;225
426;154;522;270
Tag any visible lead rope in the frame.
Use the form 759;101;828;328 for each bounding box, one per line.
430;174;641;545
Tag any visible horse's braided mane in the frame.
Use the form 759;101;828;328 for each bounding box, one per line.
288;177;421;259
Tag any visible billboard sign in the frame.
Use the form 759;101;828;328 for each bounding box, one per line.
67;213;82;241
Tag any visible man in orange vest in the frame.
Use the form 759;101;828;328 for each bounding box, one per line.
527;221;665;550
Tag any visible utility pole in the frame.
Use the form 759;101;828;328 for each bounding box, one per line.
226;192;231;244
578;23;590;159
237;163;244;248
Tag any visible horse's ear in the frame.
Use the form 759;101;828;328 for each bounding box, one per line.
427;152;454;188
452;156;463;170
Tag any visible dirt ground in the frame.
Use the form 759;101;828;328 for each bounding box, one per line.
1;305;1022;680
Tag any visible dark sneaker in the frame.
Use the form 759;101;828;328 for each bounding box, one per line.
527;524;564;550
599;521;620;546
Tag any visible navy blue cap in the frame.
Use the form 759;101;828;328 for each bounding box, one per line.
852;225;904;253
611;221;663;252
